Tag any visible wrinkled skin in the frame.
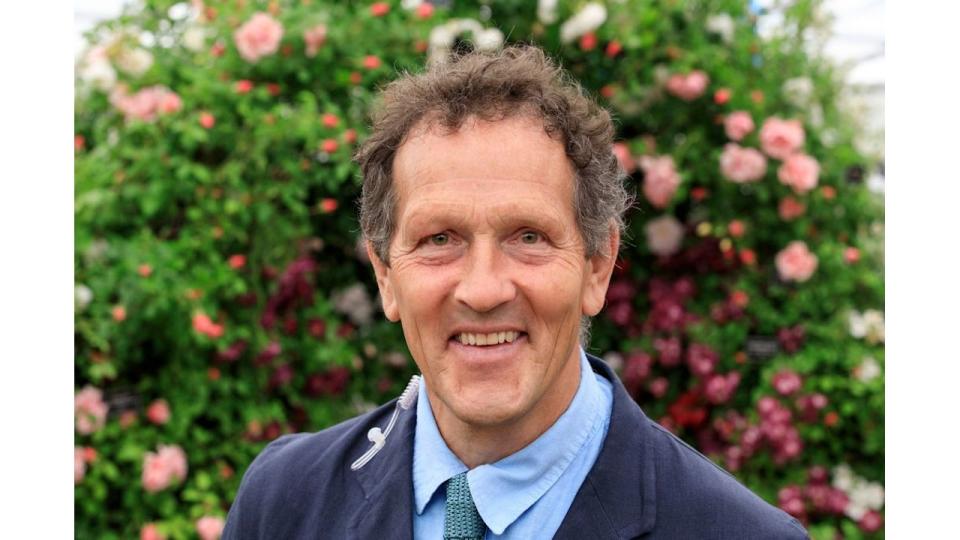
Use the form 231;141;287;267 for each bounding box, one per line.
369;116;619;466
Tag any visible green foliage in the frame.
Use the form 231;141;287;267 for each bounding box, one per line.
75;0;884;537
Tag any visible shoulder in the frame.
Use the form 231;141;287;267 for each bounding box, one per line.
644;420;807;539
222;402;394;539
239;411;369;488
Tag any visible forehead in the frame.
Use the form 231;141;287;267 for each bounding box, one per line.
391;116;576;216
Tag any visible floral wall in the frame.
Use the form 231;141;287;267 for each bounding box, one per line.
74;1;885;539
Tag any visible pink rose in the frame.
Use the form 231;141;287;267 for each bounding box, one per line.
644;215;685;256
724;111;755;141
196;516;225;540
665;70;709;101
193;312;225;338
141;523;164;540
705;372;741;404
778;196;806;221
157;91;182;114
234;12;283;63
110;86;181;122
775;241;818;283
858;510;883;533
75;386;108;435
612;142;635;174
686;343;718;378
158;445;188;480
648;377;669;398
146;399;171;425
119;89;159;121
75;447;86;484
777;153;820;194
303;24;327;58
639;155;681;208
142;444;188;492
719;143;767;183
759;117;805;159
141;453;171;492
772;370;803;396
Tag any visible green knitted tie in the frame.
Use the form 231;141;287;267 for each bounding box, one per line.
443;472;487;540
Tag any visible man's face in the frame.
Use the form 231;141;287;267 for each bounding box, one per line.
369;116;617;433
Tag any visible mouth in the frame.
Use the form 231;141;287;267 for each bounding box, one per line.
452;330;522;346
447;330;529;362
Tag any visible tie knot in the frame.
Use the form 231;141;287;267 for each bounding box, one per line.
444;472;487;540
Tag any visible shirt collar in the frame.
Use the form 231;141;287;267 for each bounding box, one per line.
412;371;468;515
412;348;607;535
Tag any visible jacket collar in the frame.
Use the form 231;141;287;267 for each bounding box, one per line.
347;354;656;540
348;398;417;540
553;354;657;539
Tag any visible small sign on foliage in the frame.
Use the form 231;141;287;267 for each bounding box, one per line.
106;390;141;419
745;335;781;362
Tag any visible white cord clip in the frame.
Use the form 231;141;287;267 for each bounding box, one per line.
350;374;421;471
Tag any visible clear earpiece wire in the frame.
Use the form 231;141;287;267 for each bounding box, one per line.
350;374;421;471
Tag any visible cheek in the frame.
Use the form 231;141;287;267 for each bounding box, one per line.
519;265;587;327
391;266;459;328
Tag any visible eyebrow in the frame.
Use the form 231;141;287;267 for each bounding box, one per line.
400;199;570;239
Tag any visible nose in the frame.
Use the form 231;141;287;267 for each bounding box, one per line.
453;238;517;313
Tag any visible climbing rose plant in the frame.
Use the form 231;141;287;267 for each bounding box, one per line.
75;1;884;538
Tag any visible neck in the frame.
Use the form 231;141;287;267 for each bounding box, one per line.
431;350;583;469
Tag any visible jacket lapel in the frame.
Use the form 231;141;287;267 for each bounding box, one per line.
554;355;657;539
345;356;656;540
348;402;417;540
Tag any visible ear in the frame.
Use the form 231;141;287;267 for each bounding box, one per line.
582;223;620;317
367;241;400;322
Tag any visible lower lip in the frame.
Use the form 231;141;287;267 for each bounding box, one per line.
448;334;528;365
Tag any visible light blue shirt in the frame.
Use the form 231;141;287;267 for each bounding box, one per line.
412;349;613;539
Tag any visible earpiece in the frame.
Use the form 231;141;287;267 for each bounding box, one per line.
350;374;422;471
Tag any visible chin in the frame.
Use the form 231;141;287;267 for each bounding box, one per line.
447;382;530;428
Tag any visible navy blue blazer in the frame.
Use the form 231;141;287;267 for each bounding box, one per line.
222;355;807;539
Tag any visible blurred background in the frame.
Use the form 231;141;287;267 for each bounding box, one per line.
74;1;885;539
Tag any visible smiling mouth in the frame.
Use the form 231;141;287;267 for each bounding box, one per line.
449;330;528;347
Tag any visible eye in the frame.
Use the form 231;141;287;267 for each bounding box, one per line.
429;233;450;246
519;231;542;244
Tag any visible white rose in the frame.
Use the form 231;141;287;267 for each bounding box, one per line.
559;3;607;43
832;464;854;492
848;310;867;339
475;28;504;51
603;352;624;372
183;25;208;52
401;0;423;9
79;58;117;91
429;24;457;49
537;0;559;24
645;215;685;257
115;48;154;77
706;13;735;44
854;356;881;382
75;284;94;312
783;77;815;108
860;483;885;509
862;309;885;343
453;19;484;38
845;501;867;520
167;2;192;21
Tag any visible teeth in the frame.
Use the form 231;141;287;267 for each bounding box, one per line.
457;331;519;346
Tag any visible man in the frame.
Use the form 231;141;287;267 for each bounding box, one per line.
223;46;807;539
